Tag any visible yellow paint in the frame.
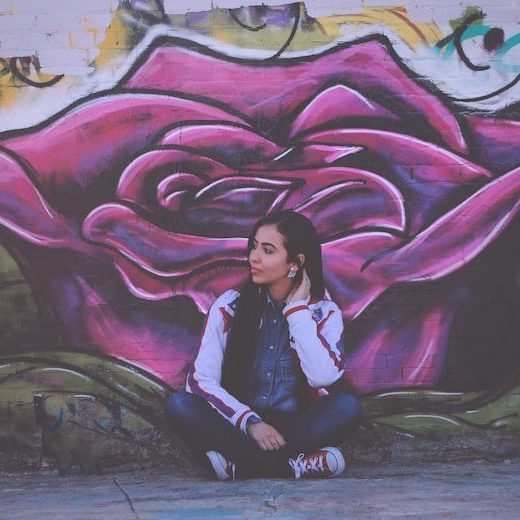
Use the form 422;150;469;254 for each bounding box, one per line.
170;4;442;53
0;56;70;110
0;2;445;113
95;13;134;70
87;27;99;45
324;6;444;51
193;6;339;52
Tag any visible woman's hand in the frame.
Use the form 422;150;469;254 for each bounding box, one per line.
286;268;311;303
247;421;287;451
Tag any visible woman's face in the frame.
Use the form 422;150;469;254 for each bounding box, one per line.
248;224;293;286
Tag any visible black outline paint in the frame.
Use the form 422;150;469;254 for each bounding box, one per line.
229;9;267;32
436;11;520;103
436;12;489;72
10;57;64;88
449;73;520;103
266;3;300;60
228;3;301;60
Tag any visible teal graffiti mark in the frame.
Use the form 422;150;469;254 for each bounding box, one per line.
435;13;520;74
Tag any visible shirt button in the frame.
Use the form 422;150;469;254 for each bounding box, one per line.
266;372;272;377
261;396;266;400
272;319;277;324
269;345;274;350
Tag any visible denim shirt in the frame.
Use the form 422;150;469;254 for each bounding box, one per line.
246;291;304;413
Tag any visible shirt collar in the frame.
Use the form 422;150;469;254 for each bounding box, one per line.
263;289;312;309
264;289;287;311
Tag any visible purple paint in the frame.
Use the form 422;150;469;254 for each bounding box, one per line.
0;37;518;391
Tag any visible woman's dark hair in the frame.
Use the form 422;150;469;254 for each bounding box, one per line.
221;210;324;401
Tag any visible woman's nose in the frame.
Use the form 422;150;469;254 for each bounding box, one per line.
249;250;259;264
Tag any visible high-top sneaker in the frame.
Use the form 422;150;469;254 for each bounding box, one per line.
288;447;345;478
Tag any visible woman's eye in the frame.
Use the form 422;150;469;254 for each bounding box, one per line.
265;249;273;254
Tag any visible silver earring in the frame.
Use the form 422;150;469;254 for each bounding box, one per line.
287;268;297;279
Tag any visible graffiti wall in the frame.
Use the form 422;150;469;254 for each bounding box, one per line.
0;0;519;472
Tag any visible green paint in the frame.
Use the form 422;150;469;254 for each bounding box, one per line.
449;6;483;31
0;246;43;349
1;351;519;472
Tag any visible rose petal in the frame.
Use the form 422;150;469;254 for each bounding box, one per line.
191;175;294;212
346;294;460;392
157;174;202;201
158;123;285;167
0;150;80;248
123;38;466;153
302;128;492;232
466;115;520;173
83;203;248;277
257;144;364;169
278;167;406;235
153;176;296;236
374;164;520;283
114;253;248;311
337;165;520;374
2;94;247;217
73;275;195;387
321;231;402;320
302;129;491;182
117;147;236;208
113;257;175;301
236;166;405;234
290;84;399;138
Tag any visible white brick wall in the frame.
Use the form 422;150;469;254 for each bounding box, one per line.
0;0;519;128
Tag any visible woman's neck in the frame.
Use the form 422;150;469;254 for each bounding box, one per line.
266;278;297;303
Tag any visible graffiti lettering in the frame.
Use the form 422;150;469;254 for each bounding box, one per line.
435;11;520;102
0;2;519;470
228;3;302;60
0;54;64;88
229;8;267;32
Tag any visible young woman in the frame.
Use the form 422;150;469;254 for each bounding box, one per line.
165;210;361;480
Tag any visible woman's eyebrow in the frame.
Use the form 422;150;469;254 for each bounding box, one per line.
253;239;277;249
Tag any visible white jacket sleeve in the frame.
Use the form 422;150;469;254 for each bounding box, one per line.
283;300;345;388
186;292;261;432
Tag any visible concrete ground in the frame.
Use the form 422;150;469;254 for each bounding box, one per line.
1;460;519;519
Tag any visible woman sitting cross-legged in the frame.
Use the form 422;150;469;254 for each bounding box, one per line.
165;210;361;480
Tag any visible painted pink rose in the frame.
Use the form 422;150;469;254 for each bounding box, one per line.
0;35;519;390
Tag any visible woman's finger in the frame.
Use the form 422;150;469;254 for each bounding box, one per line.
266;436;278;451
268;433;286;450
266;435;279;451
276;433;287;447
258;438;269;451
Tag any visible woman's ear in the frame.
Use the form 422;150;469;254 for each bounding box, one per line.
296;254;305;267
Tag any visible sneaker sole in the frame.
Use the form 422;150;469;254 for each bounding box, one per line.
206;451;231;480
325;447;346;477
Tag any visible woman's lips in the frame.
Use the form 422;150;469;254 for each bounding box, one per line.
250;268;261;274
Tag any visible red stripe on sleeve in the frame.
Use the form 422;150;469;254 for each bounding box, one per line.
317;310;334;333
236;409;253;430
283;304;309;319
317;332;343;369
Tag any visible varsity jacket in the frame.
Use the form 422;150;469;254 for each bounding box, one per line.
186;288;346;432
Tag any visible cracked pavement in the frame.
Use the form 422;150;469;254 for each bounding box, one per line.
1;460;520;519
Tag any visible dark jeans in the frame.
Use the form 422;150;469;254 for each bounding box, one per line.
164;390;361;478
